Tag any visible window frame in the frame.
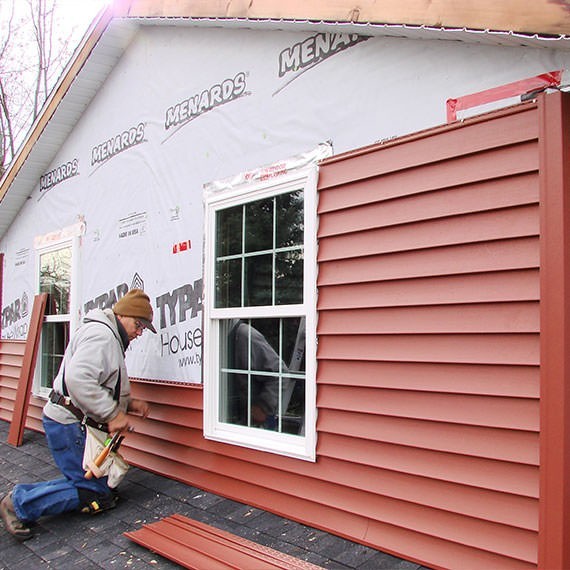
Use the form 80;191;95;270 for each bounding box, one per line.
34;235;81;397
203;165;318;461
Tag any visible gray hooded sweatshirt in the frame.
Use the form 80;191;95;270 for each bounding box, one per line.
43;308;131;425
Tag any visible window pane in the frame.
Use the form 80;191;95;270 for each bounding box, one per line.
215;258;242;308
244;254;272;306
216;206;242;257
276;190;303;248
282;378;305;435
245;197;273;253
282;317;306;373
275;250;303;305
219;318;305;435
40;321;69;389
40;247;72;315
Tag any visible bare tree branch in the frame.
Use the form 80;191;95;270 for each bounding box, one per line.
0;0;78;174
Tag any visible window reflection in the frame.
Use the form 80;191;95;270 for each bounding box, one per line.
40;322;69;390
219;317;305;435
214;190;304;309
39;247;72;315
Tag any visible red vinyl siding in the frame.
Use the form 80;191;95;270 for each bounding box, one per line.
0;340;25;423
6;97;570;569
315;102;540;568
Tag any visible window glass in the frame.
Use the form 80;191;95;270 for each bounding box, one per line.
276;190;303;248
219;317;305;435
39;247;72;316
275;250;303;305
37;243;73;391
40;321;70;390
214;190;304;309
216;206;242;257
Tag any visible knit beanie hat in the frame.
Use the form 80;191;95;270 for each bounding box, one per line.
113;289;156;333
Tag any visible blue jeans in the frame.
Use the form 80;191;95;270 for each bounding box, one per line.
11;416;111;523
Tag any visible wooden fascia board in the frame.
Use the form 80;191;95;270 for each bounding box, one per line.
125;0;570;36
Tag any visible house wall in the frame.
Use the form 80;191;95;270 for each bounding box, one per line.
1;24;568;570
1;100;545;570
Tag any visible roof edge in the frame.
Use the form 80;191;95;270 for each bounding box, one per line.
123;0;570;37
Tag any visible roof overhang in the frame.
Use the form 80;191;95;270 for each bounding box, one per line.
1;0;570;240
124;0;570;37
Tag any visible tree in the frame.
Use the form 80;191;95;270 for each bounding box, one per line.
0;0;76;177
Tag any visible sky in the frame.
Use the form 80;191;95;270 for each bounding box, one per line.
52;0;111;49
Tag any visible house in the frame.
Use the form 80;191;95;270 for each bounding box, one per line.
1;1;570;568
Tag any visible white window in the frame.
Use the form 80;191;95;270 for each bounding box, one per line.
204;166;318;461
35;236;80;396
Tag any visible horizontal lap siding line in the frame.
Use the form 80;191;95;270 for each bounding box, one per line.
0;363;22;379
128;421;536;500
318;237;539;284
318;333;539;366
318;105;539;190
317;432;538;498
319;147;538;217
125;440;538;566
319;204;539;259
318;172;538;232
0;340;26;357
317;386;538;431
316;106;540;569
318;410;538;464
131;380;203;409
0;353;25;366
317;360;538;397
127;412;536;496
318;269;539;308
0;342;26;422
128;422;538;521
318;302;539;334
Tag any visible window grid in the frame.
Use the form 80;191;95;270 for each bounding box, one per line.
204;165;318;461
215;193;304;309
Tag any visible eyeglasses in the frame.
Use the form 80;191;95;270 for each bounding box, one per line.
134;319;145;332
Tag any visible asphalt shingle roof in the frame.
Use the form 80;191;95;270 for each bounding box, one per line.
0;420;429;569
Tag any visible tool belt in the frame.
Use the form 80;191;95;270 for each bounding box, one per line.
48;390;108;432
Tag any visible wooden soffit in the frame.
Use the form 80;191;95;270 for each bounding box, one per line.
121;0;570;37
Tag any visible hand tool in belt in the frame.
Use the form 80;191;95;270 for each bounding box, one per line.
84;431;123;479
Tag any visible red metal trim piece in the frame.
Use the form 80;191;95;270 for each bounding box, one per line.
537;91;570;569
7;293;47;446
447;70;562;122
125;514;324;570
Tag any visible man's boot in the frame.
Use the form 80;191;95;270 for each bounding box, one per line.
0;493;31;541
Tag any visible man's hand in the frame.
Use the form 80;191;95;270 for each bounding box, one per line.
128;399;150;418
107;410;130;433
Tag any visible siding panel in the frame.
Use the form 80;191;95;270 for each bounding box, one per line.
318;269;539;308
318;238;539;281
318;361;538;396
315;104;541;568
318;173;538;233
318;410;539;464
